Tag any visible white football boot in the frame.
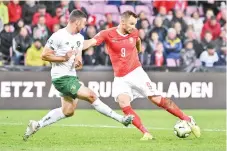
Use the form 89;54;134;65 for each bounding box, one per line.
23;120;40;141
187;116;201;138
122;115;134;127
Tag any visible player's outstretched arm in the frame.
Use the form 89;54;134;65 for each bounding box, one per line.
41;47;73;62
74;50;83;70
136;37;142;53
83;38;97;50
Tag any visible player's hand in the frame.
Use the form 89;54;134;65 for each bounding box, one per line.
64;50;74;61
74;55;83;70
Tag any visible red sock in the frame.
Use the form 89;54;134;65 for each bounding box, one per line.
158;97;191;121
122;106;149;134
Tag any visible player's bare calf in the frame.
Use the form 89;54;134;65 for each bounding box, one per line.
148;96;201;137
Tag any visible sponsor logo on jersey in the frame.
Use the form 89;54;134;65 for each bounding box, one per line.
129;37;133;43
48;39;53;44
77;41;81;47
70;85;77;93
112;39;117;42
146;82;152;90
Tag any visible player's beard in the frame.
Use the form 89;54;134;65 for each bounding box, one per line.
126;28;134;34
125;29;131;34
76;26;81;33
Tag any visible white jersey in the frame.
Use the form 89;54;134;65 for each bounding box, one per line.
45;28;84;79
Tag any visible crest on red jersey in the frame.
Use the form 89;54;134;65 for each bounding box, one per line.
129;37;133;43
112;38;117;42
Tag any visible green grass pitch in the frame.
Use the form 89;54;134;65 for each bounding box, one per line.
0;110;226;151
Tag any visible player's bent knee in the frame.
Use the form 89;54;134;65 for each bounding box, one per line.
117;94;131;108
62;106;74;117
148;95;162;105
87;91;97;103
77;86;97;103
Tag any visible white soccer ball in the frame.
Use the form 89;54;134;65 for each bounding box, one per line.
174;120;192;138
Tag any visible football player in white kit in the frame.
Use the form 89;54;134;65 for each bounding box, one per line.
23;10;134;141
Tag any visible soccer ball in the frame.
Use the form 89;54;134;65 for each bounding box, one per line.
174;120;192;138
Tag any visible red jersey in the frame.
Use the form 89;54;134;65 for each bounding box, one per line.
94;27;141;77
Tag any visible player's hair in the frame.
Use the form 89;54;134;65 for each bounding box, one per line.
38;4;46;10
69;10;87;23
121;11;137;19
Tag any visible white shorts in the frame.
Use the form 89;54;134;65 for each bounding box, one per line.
112;67;161;102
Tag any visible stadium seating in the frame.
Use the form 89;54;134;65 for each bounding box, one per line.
120;5;135;13
135;5;153;15
104;5;119;14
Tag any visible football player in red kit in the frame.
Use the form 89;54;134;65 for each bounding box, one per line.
83;11;201;140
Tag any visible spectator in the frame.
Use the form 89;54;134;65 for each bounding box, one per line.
137;11;147;29
12;27;33;65
52;24;60;33
173;21;186;43
216;29;227;51
32;15;50;46
224;23;227;31
138;45;151;66
25;39;49;66
157;6;171;28
151;16;167;42
217;3;226;27
68;1;88;16
201;16;221;40
85;25;102;56
201;31;216;51
32;4;52;29
59;15;67;29
0;1;9;24
7;0;22;24
83;47;96;65
180;39;196;66
85;25;97;40
98;20;105;31
87;15;96;26
58;0;70;22
163;28;182;61
50;7;63;32
139;29;148;46
0;23;14;64
200;43;219;67
174;0;188;12
0;19;3;32
39;1;60;17
216;44;226;66
204;9;214;23
153;0;176;14
104;13;117;29
188;11;204;40
185;28;203;58
199;0;221;17
14;19;32;35
146;31;160;53
22;0;37;25
171;9;188;32
0;52;4;66
138;29;150;65
151;42;167;66
140;19;150;34
96;47;112;66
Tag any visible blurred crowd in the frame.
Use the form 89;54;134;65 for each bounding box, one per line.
0;0;226;68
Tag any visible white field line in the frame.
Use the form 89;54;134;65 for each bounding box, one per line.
0;122;226;132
